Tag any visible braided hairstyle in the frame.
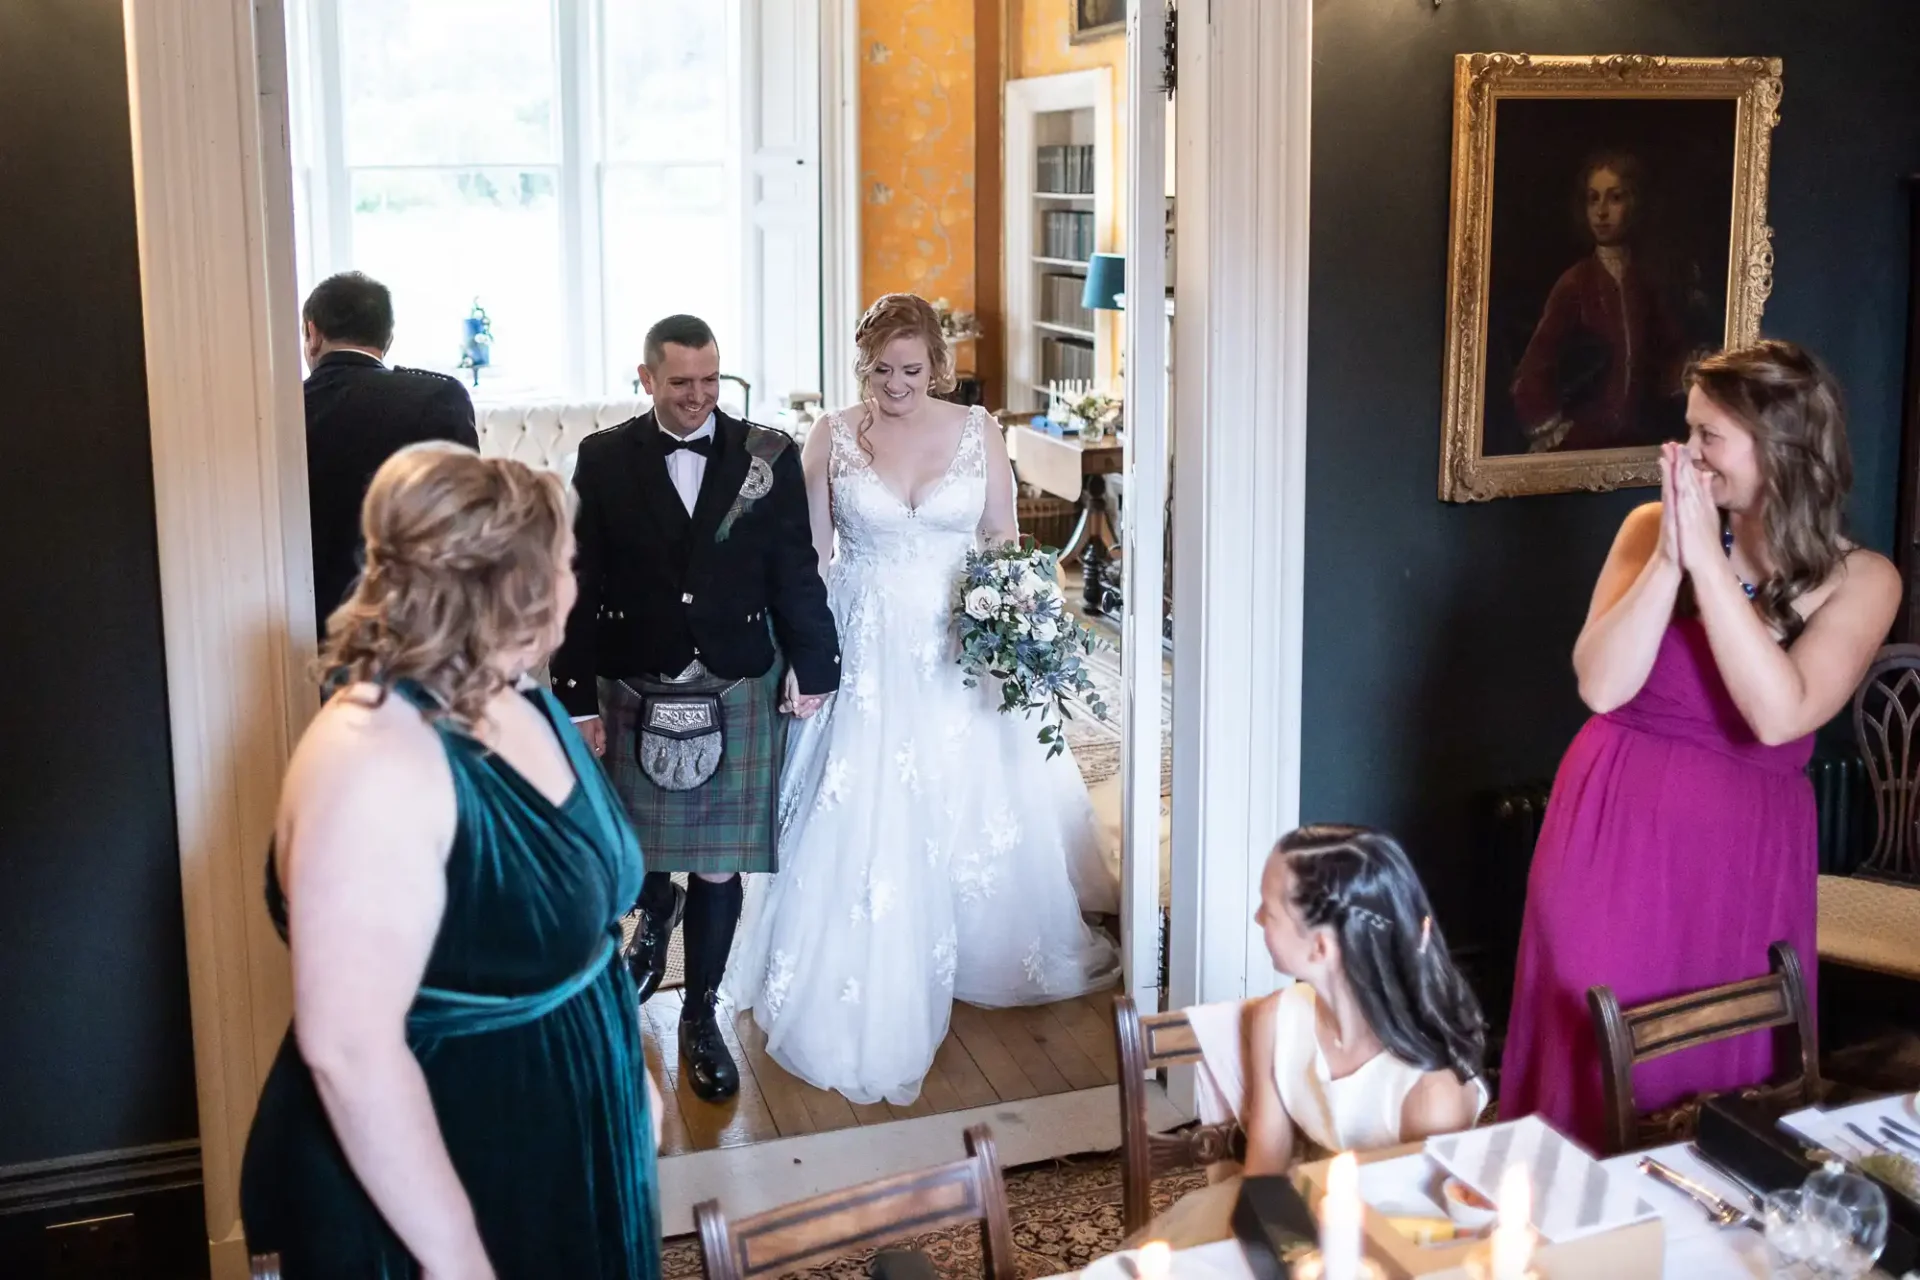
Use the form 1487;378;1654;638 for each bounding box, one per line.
1276;825;1486;1086
851;293;956;461
321;442;575;726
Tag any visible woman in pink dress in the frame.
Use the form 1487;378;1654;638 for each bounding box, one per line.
1500;340;1900;1150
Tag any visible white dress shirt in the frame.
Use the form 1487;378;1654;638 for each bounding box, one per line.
571;412;719;725
662;412;716;514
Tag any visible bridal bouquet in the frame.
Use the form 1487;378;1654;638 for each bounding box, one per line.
955;540;1108;758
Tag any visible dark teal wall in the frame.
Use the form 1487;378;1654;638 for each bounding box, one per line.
0;0;198;1170
1302;1;1920;960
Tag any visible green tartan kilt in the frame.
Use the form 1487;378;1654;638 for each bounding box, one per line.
597;666;784;876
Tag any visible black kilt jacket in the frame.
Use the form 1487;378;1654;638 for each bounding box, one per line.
550;409;840;717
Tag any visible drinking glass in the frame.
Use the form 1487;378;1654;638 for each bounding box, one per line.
1763;1189;1817;1274
1803;1166;1888;1279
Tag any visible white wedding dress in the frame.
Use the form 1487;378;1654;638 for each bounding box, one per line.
728;405;1120;1105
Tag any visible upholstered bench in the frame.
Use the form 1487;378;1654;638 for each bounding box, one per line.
475;397;650;480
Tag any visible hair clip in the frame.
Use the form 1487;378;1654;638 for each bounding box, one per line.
1418;915;1432;955
1346;904;1389;933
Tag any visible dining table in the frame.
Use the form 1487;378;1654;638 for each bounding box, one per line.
1052;1094;1920;1280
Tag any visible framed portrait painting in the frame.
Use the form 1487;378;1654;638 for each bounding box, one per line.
1437;54;1783;502
1071;0;1125;44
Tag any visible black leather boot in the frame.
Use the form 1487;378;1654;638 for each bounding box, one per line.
679;875;743;1102
623;874;685;1007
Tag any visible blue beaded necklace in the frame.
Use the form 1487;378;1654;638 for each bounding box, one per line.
1722;521;1759;600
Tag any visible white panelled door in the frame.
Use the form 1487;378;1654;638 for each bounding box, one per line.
1122;0;1170;1010
739;0;823;417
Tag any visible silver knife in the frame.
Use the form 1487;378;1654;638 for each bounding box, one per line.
1848;1122;1897;1157
1884;1115;1920;1144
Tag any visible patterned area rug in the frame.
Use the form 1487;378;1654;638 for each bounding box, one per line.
660;1153;1207;1279
1061;642;1173;793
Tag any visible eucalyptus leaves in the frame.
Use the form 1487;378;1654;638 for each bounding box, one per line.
954;539;1108;758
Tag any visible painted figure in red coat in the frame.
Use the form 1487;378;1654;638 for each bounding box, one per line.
1512;152;1690;453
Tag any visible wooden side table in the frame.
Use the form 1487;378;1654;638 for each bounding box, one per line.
1006;423;1124;612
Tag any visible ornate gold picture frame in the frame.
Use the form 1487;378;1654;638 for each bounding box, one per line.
1071;0;1125;45
1438;54;1782;502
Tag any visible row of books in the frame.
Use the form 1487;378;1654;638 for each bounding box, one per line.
1041;335;1095;384
1041;210;1095;263
1036;144;1096;195
1040;273;1094;332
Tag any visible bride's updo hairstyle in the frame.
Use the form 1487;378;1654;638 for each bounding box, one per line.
853;293;957;396
321;442;574;726
850;293;957;459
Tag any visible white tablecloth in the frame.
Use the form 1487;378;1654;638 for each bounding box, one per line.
1060;1095;1920;1280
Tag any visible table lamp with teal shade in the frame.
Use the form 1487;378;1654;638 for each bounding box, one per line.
1082;252;1125;311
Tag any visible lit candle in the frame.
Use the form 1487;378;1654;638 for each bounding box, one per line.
1136;1240;1171;1280
1489;1164;1533;1280
1319;1152;1362;1280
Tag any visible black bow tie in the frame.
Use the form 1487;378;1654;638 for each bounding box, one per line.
660;433;713;458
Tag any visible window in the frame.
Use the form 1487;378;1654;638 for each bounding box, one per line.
287;0;821;408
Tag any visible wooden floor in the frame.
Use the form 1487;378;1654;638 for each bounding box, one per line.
644;988;1121;1157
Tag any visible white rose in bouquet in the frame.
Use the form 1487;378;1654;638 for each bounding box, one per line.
954;540;1110;757
964;585;1001;620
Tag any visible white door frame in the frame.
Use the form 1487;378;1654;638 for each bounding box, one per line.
1167;0;1313;1023
122;1;309;1274
818;0;862;408
121;0;1312;1268
1119;0;1169;1010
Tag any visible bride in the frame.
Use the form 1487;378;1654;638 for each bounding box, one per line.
729;293;1120;1105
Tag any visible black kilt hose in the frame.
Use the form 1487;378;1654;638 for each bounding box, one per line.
550;410;840;879
598;667;784;875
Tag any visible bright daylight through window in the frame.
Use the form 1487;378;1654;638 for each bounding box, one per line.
289;0;747;404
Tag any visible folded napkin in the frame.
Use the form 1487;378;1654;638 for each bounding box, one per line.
1185;998;1252;1127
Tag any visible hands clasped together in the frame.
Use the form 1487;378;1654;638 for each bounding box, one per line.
1655;440;1732;579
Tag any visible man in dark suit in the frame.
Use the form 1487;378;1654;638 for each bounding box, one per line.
303;271;478;633
552;314;839;1102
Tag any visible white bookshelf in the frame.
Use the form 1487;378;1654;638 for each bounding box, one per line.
1003;68;1114;414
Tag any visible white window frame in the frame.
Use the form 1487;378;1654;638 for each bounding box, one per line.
284;0;855;409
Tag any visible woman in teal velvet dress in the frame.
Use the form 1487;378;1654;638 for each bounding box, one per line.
241;443;661;1279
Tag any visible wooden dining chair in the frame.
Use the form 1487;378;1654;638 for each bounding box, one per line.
694;1124;1015;1280
249;1254;281;1279
1852;643;1920;884
1112;994;1246;1236
1585;940;1820;1155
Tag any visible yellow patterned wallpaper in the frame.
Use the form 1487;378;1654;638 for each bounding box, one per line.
858;1;976;314
854;1;1135;385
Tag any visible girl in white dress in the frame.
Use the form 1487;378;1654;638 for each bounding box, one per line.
1139;825;1488;1247
730;293;1119;1105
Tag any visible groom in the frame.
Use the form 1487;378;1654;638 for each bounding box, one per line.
552;314;839;1101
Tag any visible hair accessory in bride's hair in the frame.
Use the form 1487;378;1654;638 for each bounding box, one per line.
1418;914;1433;955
